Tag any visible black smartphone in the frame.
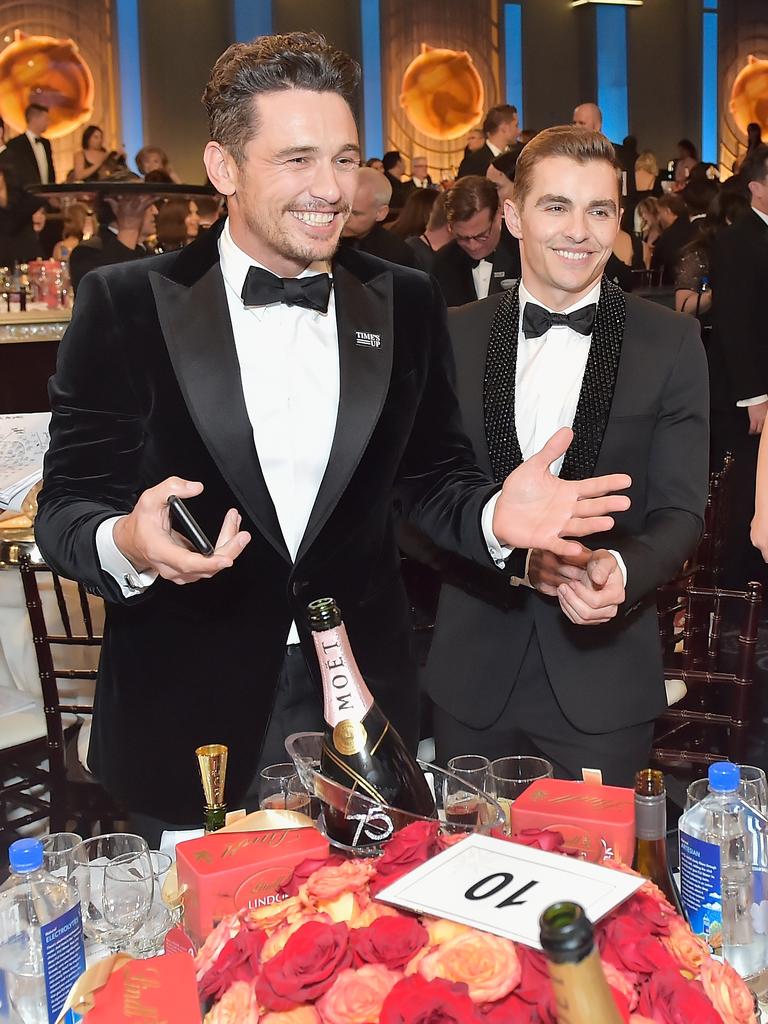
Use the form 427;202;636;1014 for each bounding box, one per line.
167;495;215;556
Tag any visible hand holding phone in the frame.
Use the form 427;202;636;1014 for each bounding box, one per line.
167;495;214;555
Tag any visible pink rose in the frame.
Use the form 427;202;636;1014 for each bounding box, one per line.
262;1010;321;1024
281;855;346;898
305;862;377;903
698;957;757;1024
418;931;521;1003
202;980;259;1024
660;917;710;975
195;913;243;979
316;964;401;1024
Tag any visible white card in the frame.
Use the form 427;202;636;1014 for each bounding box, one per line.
375;833;644;949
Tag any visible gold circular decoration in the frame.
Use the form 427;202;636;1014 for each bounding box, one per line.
729;54;768;140
0;30;95;140
399;43;485;141
333;719;367;756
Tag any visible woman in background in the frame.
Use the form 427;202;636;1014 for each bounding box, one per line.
388;188;438;240
135;146;181;184
72;126;126;181
52;202;94;261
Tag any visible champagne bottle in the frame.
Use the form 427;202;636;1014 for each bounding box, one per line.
196;743;228;833
308;597;435;846
632;768;685;916
539;902;623;1024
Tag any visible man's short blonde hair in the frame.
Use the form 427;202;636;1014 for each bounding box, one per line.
512;125;622;208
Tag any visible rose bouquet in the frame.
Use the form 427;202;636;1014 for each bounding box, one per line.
195;821;757;1024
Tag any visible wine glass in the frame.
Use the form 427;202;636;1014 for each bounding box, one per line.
41;832;82;879
444;756;491;830
491;756;554;833
70;835;153;954
685;771;767;814
259;762;312;814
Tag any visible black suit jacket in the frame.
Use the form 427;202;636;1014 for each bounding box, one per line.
421;283;709;734
35;222;499;820
708;210;768;410
1;133;55;187
651;216;696;285
457;144;494;179
70;228;148;293
341;223;416;268
432;226;522;306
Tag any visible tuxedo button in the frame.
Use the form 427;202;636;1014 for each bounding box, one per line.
292;580;309;598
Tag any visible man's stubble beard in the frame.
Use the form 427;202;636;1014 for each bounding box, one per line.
242;201;350;266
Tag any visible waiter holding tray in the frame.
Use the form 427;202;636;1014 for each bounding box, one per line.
35;32;630;842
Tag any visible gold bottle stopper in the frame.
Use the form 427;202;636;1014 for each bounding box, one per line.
196;744;228;832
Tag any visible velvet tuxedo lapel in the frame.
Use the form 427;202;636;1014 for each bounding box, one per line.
296;261;394;560
149;263;291;563
483;276;624;483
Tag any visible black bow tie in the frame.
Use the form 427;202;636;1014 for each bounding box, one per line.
241;266;332;313
34;137;43;144
521;301;596;340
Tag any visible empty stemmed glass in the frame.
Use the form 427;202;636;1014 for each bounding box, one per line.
70;835;154;954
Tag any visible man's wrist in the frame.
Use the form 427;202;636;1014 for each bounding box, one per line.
112;515;149;574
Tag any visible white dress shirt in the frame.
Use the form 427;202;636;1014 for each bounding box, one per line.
472;259;494;300
97;219;504;638
483;279;627;586
25;130;49;184
737;207;768;408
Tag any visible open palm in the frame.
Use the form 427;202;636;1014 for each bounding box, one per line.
493;428;631;558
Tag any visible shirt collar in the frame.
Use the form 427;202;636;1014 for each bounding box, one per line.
518;278;602;329
752;206;768;229
26;129;42;145
218;217;332;322
487;140;502;158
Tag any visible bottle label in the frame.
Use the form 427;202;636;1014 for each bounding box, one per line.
679;830;722;948
333;720;368;756
40;903;86;1024
312;624;373;729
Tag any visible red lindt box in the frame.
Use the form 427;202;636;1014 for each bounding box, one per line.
84;953;201;1023
176;826;327;946
509;778;635;864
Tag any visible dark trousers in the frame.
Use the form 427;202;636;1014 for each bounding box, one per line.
128;644;323;847
432;629;654;788
710;408;765;589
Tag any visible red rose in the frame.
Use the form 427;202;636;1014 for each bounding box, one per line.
199;927;265;1000
510;947;557;1024
280;854;346;897
620;890;675;936
482;991;539;1022
380;975;483;1024
371;821;440;894
509;828;565;854
350;915;429;971
256;920;352;1011
637;970;722;1024
599;917;678;975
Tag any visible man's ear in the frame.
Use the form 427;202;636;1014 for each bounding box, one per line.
203;142;237;197
375;204;390;223
504;197;523;240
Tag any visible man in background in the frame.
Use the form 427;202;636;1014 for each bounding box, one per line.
410;155;432;189
432;175;520;305
382;150;411;210
1;104;55;187
71;189;158;292
652;193;695;286
340;166;415;267
457;105;519;178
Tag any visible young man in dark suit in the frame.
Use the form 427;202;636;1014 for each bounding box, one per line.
457;105;518;179
422;126;709;785
35;38;630;838
432;175;521;306
710;144;768;586
0;103;55;186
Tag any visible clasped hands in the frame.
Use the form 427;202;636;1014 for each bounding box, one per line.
527;546;625;625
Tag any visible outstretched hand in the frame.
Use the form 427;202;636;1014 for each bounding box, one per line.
492;428;631;559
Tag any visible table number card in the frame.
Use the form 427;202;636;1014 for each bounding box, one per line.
376;833;644;949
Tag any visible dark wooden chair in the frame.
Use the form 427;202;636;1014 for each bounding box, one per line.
0;558;124;834
653;579;762;771
685;451;735;586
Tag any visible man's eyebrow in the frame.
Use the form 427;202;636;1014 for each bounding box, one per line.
588;199;618;214
274;143;361;159
535;194;572;207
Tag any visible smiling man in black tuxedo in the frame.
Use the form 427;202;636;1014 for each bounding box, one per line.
36;37;631;839
423;126;709;785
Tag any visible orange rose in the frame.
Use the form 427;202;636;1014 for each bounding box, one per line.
699;957;757;1024
418;931;521;1003
244;895;303;934
305;862;377;903
262;1009;321;1024
203;980;259;1024
317;892;368;924
350;902;402;929
195;913;242;979
661;917;710;975
263;912;334;961
424;918;472;946
316;964;401;1024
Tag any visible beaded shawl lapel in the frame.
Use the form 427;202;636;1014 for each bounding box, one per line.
482;277;626;483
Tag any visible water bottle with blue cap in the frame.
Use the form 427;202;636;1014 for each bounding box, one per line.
0;838;85;1023
679;762;768;993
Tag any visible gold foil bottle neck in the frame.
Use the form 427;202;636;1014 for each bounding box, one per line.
196;743;228;808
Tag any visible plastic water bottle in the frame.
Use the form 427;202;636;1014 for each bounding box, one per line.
0;839;85;1024
679;763;768;992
